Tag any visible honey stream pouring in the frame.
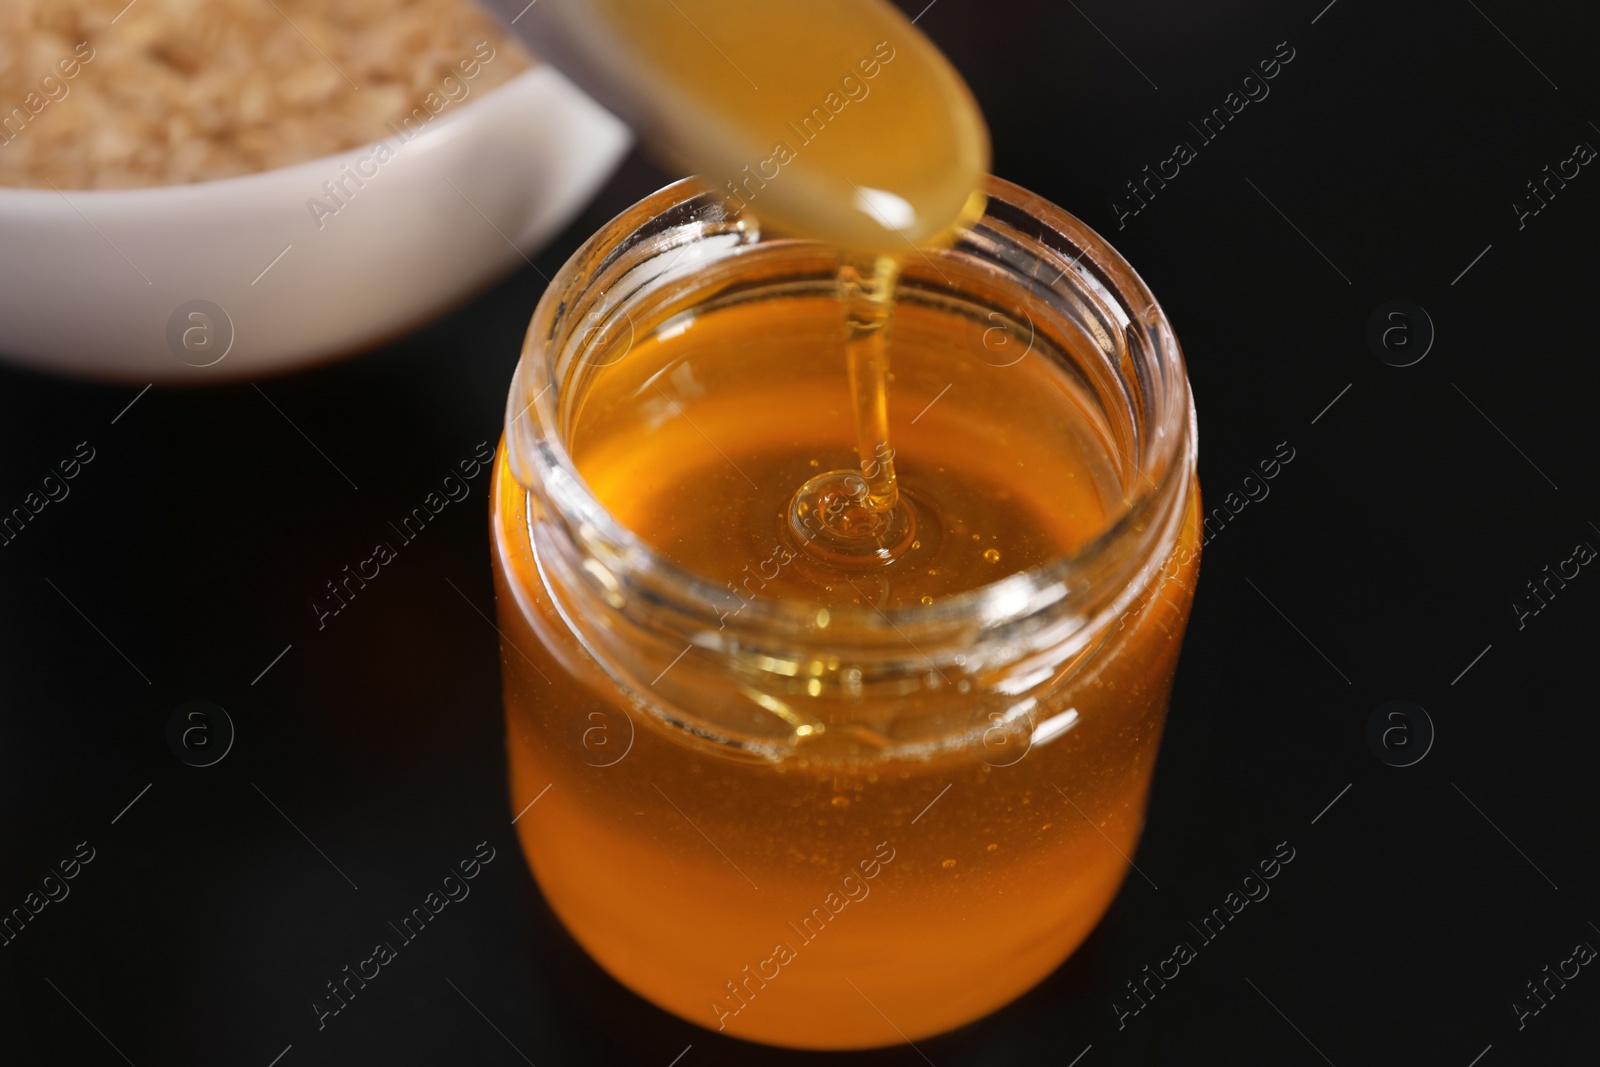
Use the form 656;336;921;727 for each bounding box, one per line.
480;0;993;568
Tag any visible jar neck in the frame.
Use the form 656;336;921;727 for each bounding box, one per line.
504;177;1196;760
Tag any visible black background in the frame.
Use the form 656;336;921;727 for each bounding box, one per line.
3;0;1598;1063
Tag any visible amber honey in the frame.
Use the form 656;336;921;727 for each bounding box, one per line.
478;0;1202;1048
576;0;991;252
490;205;1201;1045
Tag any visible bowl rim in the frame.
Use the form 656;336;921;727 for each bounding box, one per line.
0;63;557;206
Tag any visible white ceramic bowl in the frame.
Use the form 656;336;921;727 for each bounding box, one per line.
0;66;630;382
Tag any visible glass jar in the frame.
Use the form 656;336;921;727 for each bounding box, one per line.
489;176;1200;1049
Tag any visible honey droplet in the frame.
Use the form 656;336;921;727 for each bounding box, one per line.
983;548;1001;563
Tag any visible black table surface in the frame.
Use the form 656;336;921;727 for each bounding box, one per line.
4;1;1598;1063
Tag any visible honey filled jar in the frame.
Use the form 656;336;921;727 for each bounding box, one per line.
489;176;1200;1049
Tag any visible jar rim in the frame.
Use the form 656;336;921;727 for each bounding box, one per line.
504;175;1196;653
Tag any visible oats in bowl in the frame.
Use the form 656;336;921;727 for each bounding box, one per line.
0;0;534;189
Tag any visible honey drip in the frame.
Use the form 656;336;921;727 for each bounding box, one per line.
785;254;918;570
